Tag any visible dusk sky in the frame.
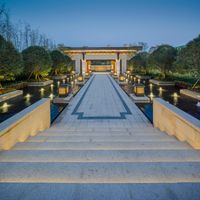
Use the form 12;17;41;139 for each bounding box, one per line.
4;0;200;47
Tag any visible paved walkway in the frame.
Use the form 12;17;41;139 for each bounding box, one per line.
1;74;200;200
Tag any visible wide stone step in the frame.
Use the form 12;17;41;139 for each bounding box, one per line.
1;182;200;200
13;141;190;150
0;162;200;183
43;127;160;134
27;135;177;142
0;150;200;163
38;132;164;137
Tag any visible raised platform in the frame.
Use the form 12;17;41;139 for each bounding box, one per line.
0;90;23;103
27;80;53;87
53;93;74;104
150;79;175;86
180;89;200;100
130;93;150;103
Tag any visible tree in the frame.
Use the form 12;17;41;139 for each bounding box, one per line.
0;35;23;85
22;46;52;81
174;35;200;77
50;50;66;75
149;45;177;79
128;52;149;74
64;55;74;73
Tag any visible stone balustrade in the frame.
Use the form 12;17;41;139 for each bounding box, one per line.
153;98;200;149
0;98;50;150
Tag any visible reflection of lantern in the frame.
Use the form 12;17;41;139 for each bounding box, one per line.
59;85;69;95
133;84;145;96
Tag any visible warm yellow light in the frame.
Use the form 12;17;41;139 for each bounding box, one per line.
49;93;54;100
149;92;154;100
173;92;178;98
25;94;31;98
1;102;10;112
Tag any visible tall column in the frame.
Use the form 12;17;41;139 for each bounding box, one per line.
121;58;127;73
75;58;81;74
116;59;120;76
81;59;87;76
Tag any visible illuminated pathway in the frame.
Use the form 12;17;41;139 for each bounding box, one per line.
1;74;200;199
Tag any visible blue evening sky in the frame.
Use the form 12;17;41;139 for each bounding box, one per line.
3;0;200;47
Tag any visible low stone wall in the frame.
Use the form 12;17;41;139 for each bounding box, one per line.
153;98;200;149
52;75;67;80
0;98;50;150
180;89;200;100
150;79;175;86
0;90;23;103
27;80;53;87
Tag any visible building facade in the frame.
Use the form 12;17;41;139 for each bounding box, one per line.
61;47;141;75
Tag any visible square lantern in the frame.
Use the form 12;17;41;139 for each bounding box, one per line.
133;84;145;96
59;84;69;95
77;75;84;82
119;75;125;82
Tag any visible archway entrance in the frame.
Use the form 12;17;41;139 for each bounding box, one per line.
86;60;116;73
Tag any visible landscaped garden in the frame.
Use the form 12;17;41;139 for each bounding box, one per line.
127;35;200;90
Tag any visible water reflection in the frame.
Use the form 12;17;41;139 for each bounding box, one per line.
49;93;54;101
158;87;163;97
40;88;45;97
172;92;179;105
149;92;154;101
25;93;31;106
1;102;10;113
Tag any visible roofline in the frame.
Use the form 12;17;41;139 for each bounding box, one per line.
60;46;142;53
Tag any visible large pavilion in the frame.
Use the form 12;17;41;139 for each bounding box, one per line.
61;46;142;75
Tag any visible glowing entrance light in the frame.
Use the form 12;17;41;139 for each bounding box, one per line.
57;81;60;86
138;78;141;84
62;79;66;84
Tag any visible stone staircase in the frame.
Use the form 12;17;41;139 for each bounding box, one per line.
1;126;200;199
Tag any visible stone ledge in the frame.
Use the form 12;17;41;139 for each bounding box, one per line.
27;80;53;87
180;89;200;100
0;98;50;150
150;79;175;86
153;98;200;149
0;90;23;103
130;93;150;103
51;75;67;80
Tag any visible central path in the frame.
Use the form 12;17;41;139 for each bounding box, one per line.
1;74;200;200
